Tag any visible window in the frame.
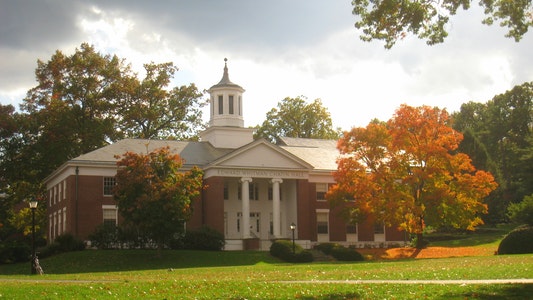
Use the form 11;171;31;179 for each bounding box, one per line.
317;212;329;234
238;96;242;115
346;223;357;234
58;210;62;235
224;212;228;235
249;183;259;200
62;207;67;232
269;213;273;235
229;95;234;114
223;183;229;200
218;95;223;114
374;222;385;234
316;183;328;201
103;177;116;196
103;206;118;226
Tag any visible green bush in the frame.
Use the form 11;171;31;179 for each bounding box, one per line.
314;243;341;255
315;243;364;261
89;223;119;249
330;247;364;261
507;194;533;226
497;225;533;255
54;233;85;251
270;240;313;263
0;240;31;264
40;233;85;258
182;226;225;251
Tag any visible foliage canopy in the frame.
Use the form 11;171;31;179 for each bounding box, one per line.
328;104;498;244
351;0;533;48
254;96;340;143
113;147;204;249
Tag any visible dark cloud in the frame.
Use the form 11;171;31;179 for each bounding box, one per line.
0;0;84;49
89;0;353;51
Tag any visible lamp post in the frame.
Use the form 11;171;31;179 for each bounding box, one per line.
290;222;296;254
29;200;38;274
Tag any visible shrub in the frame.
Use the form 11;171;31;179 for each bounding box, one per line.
0;240;31;264
270;240;313;263
314;243;341;255
507;194;533;226
182;226;225;251
330;246;364;261
315;243;364;261
89;223;119;249
54;233;85;251
497;225;533;255
39;233;85;258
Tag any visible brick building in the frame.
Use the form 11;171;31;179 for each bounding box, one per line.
44;60;406;250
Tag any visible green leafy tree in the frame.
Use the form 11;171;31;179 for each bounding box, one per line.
254;96;340;143
507;194;533;226
16;43;130;183
328;105;498;247
113;147;204;250
352;0;533;48
453;82;533;223
116;62;206;140
1;43;207;244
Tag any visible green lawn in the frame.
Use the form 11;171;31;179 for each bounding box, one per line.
1;249;532;299
1;226;531;299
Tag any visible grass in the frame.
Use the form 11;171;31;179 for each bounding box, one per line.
0;226;532;299
425;224;514;248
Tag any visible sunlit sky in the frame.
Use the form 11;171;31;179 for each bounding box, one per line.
1;1;532;131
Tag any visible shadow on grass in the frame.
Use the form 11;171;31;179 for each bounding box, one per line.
437;284;533;299
0;249;281;275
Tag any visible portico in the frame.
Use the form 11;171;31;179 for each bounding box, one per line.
203;140;313;249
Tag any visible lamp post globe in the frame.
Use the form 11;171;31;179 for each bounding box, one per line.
290;222;296;254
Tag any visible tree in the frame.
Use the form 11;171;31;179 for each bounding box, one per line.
351;0;533;49
452;82;533;223
116;62;206;140
327;104;498;247
113;147;204;250
507;194;533;226
0;43;207;243
254;96;340;143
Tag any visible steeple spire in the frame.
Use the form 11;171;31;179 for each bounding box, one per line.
211;58;242;89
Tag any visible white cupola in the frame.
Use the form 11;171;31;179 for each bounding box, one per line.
200;59;254;148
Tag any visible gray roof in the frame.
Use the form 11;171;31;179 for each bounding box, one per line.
72;139;232;167
278;137;340;171
69;136;340;172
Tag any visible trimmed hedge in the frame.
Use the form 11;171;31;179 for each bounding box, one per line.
182;226;225;251
270;240;313;263
40;233;85;258
315;243;365;261
497;225;533;255
314;242;341;255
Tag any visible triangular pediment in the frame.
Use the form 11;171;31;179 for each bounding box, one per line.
208;139;313;170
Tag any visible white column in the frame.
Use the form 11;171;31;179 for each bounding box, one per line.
240;177;252;238
271;178;283;238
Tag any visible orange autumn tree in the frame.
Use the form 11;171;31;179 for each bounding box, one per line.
114;146;204;249
327;105;498;247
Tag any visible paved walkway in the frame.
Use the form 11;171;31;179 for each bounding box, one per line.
279;279;533;285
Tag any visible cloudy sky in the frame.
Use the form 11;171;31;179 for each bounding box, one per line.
1;1;532;131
